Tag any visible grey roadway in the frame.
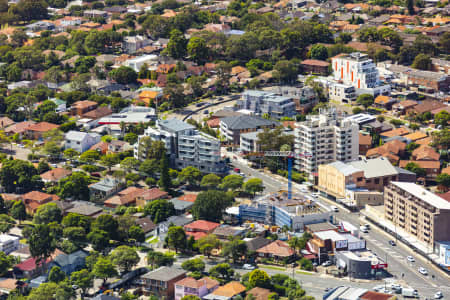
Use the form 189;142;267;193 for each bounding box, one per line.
228;156;450;299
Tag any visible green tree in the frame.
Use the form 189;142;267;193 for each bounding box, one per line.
128;225;145;243
249;269;271;289
139;159;159;176
167;226;187;253
405;162;426;178
273;60;298;83
356;94;374;110
28;224;56;266
222;237;247;263
166;29;187;59
91;214;118;240
63;226;87;248
147;249;176;268
179;166;202;186
100;154;120;172
124;132;138;145
144;199;175;223
121;157;140;172
434;110;450;128
192;190;233;222
27;282;75;300
181;296;201;300
110;66;138;84
288;236;307;254
0;251;15;276
110;245;140;273
70;269;94;298
48;266;66;283
181;258;205;272
309;44;328;61
196;234;221;258
59;172;91;200
200;174;221;189
158;155;172;190
0;159;41;193
187;37;208;64
407;0;415;15
11;201;26;224
17;0;48;21
209;263;234;281
92;257;118;284
436;173;450;188
0;214;15;233
220;174;244;191
33;202;62;224
79;150;101;164
440;32;450;54
63;148;80;162
87;229;110;252
412;54;431;70
243;178;265;197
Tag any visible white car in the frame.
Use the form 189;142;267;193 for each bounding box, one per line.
243;264;255;270
322;261;332;266
434;291;443;299
418;267;428;275
360;226;369;233
407;256;415;262
330;206;339;212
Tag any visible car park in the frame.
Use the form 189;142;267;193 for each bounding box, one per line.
389;240;396;246
418;267;428;275
407;256;415;262
243;264;255;270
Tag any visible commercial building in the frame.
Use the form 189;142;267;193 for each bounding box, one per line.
0;234;20;254
332;52;390;96
384;182;450;248
324;286;395;300
237;90;296;119
328;83;356;103
135;119;226;174
238;191;332;231
123;55;158;72
294;108;359;175
335;250;387;279
219;115;278;146
270;85;317;114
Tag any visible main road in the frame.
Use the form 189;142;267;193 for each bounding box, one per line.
228;155;449;299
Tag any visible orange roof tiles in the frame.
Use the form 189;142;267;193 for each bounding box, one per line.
40;168;72;182
399;160;440;169
374;95;391;105
27;122;59;132
184;220;220;232
415;137;432;146
403;131;428;142
212;282;246;297
22;191;59;202
380;127;409;138
412;145;440;161
178;194;197;202
256;240;295;257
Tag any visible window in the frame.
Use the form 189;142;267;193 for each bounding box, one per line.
374;178;380;184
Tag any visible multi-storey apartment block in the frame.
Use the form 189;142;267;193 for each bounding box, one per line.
135;119;226;173
294;108;359;175
332;52;390;96
384;182;450;248
237;90;296;119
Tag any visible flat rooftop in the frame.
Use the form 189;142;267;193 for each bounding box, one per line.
391;182;450;210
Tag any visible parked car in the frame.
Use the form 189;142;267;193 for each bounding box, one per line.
418;267;428;275
364;224;371;229
407;256;415;263
434;291;443;299
322;261;332;267
243;264;255;270
330;206;339;212
203;110;209;114
389;240;396;246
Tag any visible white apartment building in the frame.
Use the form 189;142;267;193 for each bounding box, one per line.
294;108;359;175
328;83;357;103
237;90;296;119
134;119;226;173
0;234;20;254
331;52;390;96
122;54;158;72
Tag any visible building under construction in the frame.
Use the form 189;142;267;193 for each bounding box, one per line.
238;191;333;231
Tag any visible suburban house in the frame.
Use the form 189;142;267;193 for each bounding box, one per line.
89;178;123;202
135;217;156;237
13;249;65;278
135;188;169;207
366;140;406;164
399;160;441;180
25;122;59;139
256;240;295;261
104;187;148;208
71;100;98;116
359;133;372;155
21;191;60;215
184;220;221;240
174;277;219;300
300;59;330;75
141;267;186;299
65;131;101;153
40;168;72;183
65;203;103;218
50;250;88;275
203;282;246;300
247;287;272;300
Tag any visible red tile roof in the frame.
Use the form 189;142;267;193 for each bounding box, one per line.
184;220;220;232
178;194;197;202
412;145;440;161
22;191;59;202
26;122;59;132
360;291;394;300
301;59;330;67
142;188;168;201
40;168;72;182
256;240;295;257
15;249;64;271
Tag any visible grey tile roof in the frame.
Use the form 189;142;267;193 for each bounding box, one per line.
169;199;194;211
66;204;103;216
245;237;272;252
53;250;88;267
220;115;278;130
65;130;88;141
159;119;195;133
141;266;185;281
89;178;120;192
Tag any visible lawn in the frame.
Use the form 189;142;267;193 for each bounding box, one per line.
258;265;286;271
296;270;313;275
146;236;159;244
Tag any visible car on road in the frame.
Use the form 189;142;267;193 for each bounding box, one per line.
18;144;25;148
239;173;246;177
434;291;443;299
203;110;209;114
195;102;205;107
324;287;332;293
322;261;332;267
364;223;371;229
360;226;369;233
407;256;415;262
243;264;255;270
388;240;396;246
330;206;339;212
418;267;428;275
